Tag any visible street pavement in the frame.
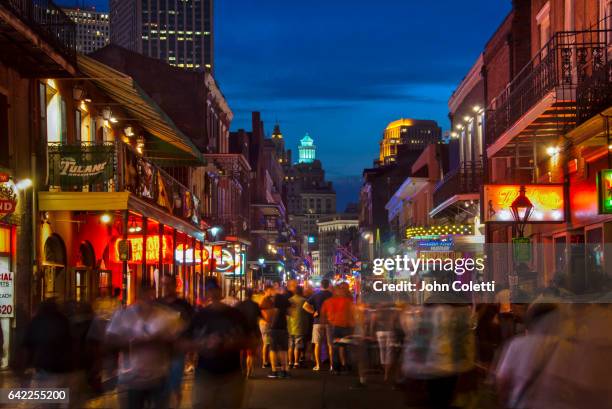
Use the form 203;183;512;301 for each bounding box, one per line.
3;367;416;409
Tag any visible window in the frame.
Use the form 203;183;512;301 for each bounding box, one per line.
536;2;551;55
0;94;8;167
600;0;612;44
75;110;82;141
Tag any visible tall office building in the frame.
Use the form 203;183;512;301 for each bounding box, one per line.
110;0;214;71
62;7;110;54
298;133;316;163
378;118;442;165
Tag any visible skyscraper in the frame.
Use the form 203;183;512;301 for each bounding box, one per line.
109;0;214;71
378;118;442;165
62;7;110;54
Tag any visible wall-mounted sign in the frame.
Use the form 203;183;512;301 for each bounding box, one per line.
597;170;612;214
512;237;532;262
0;270;14;317
48;144;115;188
0;173;17;219
175;244;209;264
483;184;565;223
112;236;172;263
117;239;131;261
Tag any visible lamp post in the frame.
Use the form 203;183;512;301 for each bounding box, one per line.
510;186;534;238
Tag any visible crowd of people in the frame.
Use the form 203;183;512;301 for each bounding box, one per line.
11;274;612;409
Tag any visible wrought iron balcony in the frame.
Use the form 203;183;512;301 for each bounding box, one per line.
47;141;203;226
576;57;612;125
1;0;76;63
433;161;483;209
485;24;611;147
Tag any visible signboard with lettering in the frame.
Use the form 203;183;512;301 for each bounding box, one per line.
483;184;565;223
512;237;532;262
0;270;14;317
0;173;17;219
48;144;115;188
596;170;612;214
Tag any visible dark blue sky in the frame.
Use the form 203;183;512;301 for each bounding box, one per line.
57;0;511;208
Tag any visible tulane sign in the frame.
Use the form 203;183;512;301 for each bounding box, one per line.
48;144;115;188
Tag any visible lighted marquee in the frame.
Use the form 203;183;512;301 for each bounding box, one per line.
112;236;173;263
483;184;565;223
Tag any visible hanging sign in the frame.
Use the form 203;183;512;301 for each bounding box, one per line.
0;174;17;218
512;237;532;263
483;184;565;223
597;170;612;214
48;144;114;188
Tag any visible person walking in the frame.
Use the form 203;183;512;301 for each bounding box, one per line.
267;285;291;378
321;282;355;374
303;278;333;371
158;274;194;409
287;286;309;368
182;278;249;409
237;288;263;378
258;285;275;369
106;286;183;409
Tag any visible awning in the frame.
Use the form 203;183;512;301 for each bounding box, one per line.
77;55;204;165
429;193;480;218
38;192;204;238
251;203;281;216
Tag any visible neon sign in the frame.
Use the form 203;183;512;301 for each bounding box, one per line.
597;170;612;214
112;236;172;263
175;244;210;264
483;184;565;223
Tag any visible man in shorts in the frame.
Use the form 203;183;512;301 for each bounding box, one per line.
288;286;309;368
259;285;275;368
303;279;333;371
267;285;291;378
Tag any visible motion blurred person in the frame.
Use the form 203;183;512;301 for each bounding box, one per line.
287;286;309;368
106;286;183;409
321;282;355;373
237;288;263;378
158;274;194;409
267;284;291;378
371;303;401;382
183;278;249;409
21;299;73;401
259;285;275;368
303;278;333;371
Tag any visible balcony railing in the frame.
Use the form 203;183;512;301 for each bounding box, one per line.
433;161;483;209
2;0;77;62
576;57;612;124
485;24;611;146
47;142;202;226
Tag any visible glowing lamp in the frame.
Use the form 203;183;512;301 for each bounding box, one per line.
510;186;534;237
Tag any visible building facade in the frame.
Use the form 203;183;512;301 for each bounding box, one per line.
62;6;110;54
109;0;214;71
317;214;359;277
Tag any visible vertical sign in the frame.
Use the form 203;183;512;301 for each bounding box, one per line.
597;170;612;214
0;271;14;317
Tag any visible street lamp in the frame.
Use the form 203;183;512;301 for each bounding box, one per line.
510;186;534;238
209;226;221;240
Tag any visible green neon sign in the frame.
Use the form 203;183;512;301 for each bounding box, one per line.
597;170;612;214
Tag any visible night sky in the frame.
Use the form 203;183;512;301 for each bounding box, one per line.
56;0;511;209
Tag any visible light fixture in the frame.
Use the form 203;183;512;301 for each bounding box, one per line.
72;85;86;101
15;178;32;190
450;132;458;138
456;124;463;130
124;126;134;137
102;107;112;120
258;258;265;265
546;146;560;157
473;105;481;112
100;213;112;224
463;116;471;122
209;226;221;238
110;117;118;123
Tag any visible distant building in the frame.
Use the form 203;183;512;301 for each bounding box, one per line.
109;0;214;71
317;213;359;276
62;7;110;54
298;133;316;163
378;119;442;165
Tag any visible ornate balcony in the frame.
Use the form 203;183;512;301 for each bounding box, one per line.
485;25;611;155
0;0;76;75
46;141;203;227
576;57;612;124
432;161;483;213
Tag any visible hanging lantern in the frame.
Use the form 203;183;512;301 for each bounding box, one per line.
510;185;534;237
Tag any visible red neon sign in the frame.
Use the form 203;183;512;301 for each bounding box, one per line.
112;236;173;263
